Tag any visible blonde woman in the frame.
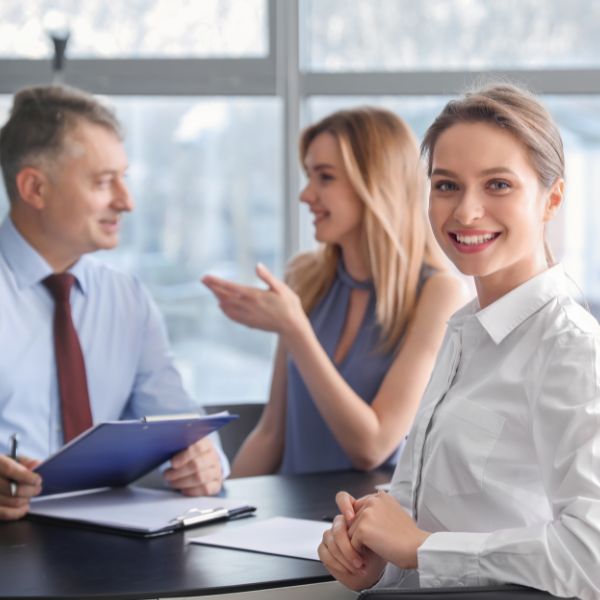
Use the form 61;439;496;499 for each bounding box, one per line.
203;107;465;476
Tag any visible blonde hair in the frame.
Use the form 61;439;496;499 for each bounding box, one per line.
287;107;445;350
421;83;565;265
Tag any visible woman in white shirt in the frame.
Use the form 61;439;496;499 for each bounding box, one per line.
318;84;600;600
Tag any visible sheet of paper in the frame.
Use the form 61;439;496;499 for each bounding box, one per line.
30;486;249;534
189;516;330;561
375;481;391;492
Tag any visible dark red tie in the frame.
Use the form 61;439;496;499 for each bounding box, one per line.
43;273;93;443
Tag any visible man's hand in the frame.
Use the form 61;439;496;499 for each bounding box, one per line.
0;455;42;521
163;438;223;496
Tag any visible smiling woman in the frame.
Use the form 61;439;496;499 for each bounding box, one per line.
202;106;465;477
428;123;558;296
319;84;600;600
424;92;564;308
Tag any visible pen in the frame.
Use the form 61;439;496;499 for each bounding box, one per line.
8;433;18;497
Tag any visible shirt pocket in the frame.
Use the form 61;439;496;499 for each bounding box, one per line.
423;399;505;497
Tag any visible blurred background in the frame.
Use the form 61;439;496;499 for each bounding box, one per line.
0;0;599;405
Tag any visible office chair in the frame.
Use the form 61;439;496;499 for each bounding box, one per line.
358;585;579;599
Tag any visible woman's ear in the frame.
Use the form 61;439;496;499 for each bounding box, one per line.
15;166;49;210
543;178;564;223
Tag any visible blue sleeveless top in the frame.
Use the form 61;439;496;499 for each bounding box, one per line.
280;260;434;474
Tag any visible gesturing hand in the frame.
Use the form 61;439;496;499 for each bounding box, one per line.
202;263;307;336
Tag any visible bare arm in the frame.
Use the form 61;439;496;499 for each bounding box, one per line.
282;272;466;469
230;341;288;477
203;266;466;471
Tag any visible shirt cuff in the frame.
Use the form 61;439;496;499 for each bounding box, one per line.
372;566;419;590
418;531;491;588
207;431;231;480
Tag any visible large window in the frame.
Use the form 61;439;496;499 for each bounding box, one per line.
304;0;600;71
0;0;267;58
1;1;600;405
106;97;282;403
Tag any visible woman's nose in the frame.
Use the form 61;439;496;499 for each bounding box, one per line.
453;189;484;224
299;182;316;205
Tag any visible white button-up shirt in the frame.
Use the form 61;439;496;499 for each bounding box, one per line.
377;265;600;600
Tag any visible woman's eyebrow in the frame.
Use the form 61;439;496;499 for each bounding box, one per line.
310;163;336;171
479;167;518;176
431;168;457;177
431;166;518;177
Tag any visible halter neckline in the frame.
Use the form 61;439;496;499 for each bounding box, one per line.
336;259;373;291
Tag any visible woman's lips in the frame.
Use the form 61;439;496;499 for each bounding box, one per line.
312;211;329;225
448;231;501;253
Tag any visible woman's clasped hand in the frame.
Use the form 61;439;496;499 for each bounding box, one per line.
318;491;430;591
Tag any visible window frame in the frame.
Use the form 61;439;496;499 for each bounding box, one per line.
1;0;599;261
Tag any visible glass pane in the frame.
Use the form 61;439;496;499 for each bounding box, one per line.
544;96;600;318
0;99;9;212
308;95;600;320
0;0;267;58
304;0;600;71
0;96;282;405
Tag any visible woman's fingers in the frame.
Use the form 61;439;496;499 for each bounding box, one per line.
318;537;354;576
331;515;365;570
255;263;284;292
320;517;365;575
335;490;357;523
202;276;252;299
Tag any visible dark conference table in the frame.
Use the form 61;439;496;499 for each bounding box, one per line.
0;468;393;599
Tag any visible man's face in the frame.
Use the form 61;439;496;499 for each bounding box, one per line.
38;120;133;263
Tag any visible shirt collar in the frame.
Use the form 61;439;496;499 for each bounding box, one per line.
0;216;89;294
474;264;570;344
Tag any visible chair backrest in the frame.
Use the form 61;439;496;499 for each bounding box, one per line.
204;402;264;463
358;585;579;600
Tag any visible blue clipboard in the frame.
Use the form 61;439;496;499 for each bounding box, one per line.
34;412;237;496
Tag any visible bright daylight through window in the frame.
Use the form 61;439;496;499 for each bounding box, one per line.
1;0;599;404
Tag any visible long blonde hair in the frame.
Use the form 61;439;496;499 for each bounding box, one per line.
287;107;445;350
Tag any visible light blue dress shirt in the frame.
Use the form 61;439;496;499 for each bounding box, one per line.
0;216;228;475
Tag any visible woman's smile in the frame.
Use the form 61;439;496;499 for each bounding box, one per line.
448;229;502;253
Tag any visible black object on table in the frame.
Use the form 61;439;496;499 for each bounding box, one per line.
0;468;392;599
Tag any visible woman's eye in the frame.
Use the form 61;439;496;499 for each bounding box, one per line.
319;173;334;183
434;180;458;192
488;180;511;191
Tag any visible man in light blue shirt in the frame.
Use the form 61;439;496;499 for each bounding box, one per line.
0;85;228;520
